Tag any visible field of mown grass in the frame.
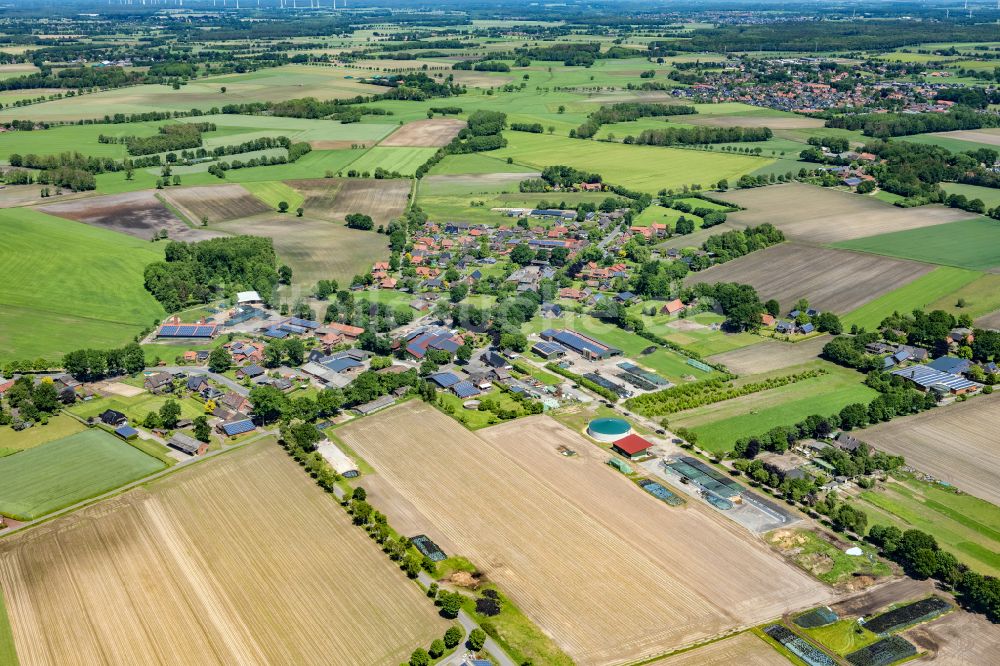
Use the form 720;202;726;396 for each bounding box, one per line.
842;267;982;330
0;429;164;520
0;208;166;362
342;146;438;176
493;132;770;194
858;477;1000;578
668;362;877;454
67;392;205;425
0;588;16;666
0;414;86;456
801;620;879;656
242;180;304;212
833;217;1000;271
926;273;1000;320
941;182;1000;209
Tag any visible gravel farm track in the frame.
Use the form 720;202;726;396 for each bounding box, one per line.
0;441;446;666
338;402;832;666
718;183;971;244
687;242;935;315
859;393;1000;507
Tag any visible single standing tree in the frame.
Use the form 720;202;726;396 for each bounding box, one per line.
278;201;289;213
467;628;486;651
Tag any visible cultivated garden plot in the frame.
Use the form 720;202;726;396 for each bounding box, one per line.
860;394;1000;507
0;441;446;666
717;183;970;243
338;403;831;666
652;632;788;666
687;242;935;315
38;190;220;242
160;184;271;223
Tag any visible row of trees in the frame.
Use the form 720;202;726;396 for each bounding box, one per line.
571;101;696;139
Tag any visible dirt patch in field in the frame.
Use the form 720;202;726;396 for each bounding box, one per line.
97;381;145;398
339;404;832;665
830;577;934;618
669;319;710;332
686;242;934;315
37;190;219;241
904;608;1000;664
685;115;825;129
160;184;271;224
928;128;1000;147
380;118;466;147
422;171;540;189
708;336;829;375
651;633;788;666
717;183;970;243
860;393;1000;507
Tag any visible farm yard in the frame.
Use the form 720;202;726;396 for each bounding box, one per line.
38;190;218;242
650;632;788;665
0;441;447;666
716;183;970;243
379;118;466;147
833;217;1000;271
0;429;165;520
0;207;166;362
859;394;1000;507
338;403;831;666
686;242;934;316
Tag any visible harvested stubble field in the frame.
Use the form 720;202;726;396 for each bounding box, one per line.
708;336;829;376
860;394;1000;507
338;403;830;666
687;242;934;315
286;179;343;219
37;190;218;242
214;215;389;286
0;441;445;666
716;183;970;243
904;607;1000;665
650;633;787;666
160;184;271;223
379;118;466;147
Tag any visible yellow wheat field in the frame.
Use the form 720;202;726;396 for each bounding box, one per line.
0;440;445;666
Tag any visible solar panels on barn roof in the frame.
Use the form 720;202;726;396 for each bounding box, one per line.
452;380;480;399
157;323;217;338
222;419;255;436
428;372;460;388
264;327;289;339
287;317;319;329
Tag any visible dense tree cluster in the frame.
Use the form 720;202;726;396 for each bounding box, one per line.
143;236;279;312
826;106;1000;138
62;342;147;381
631;125;772;147
691;281;766;331
572;102;696;139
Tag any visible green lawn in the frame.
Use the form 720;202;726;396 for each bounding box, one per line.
0;414;87;454
669;363;877;453
493;132;770;194
842;267;982;330
802;620;879;656
0;208;166;362
68;393;205;425
858;476;1000;578
633;309;762;356
0;429;165;520
242;180;304;212
436;388;527;430
832;218;1000;271
0;586;16;666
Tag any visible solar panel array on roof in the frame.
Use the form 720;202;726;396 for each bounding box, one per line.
428;372;460;388
543;329;619;359
287;317;320;330
280;323;307;334
115;425;138;439
157;324;217;338
452;380;480;399
533;340;568;357
264;327;289;339
222;419;255;436
891;365;980;392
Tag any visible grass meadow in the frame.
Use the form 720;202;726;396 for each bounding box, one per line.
842;267;982;330
0;208;166;362
833;218;1000;270
859;476;1000;578
242;180;304;212
0;429;164;520
0;414;86;457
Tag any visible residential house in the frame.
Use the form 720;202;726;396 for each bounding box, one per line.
236;364;265;380
218;391;251;415
186;375;210;393
661;299;685;316
144;372;174;393
99;409;128;427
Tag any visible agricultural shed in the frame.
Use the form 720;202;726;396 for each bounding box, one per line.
452;381;481;399
114;425;138;440
540;328;621;360
157;323;218;339
427;372;460;388
532;340;568;359
99;409;127;426
168;432;207;456
354;394;397;415
237;290;262;304
611;434;653;460
221;419;255;437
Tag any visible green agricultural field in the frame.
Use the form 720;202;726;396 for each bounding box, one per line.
179;113;396;145
418;190;607;226
0;414;86;456
493;132;769;194
631;204;704;228
0;587;15;666
842;267;982;330
926;273;1000;320
242;180;304;212
833;217;1000;271
0;208;166;362
0;429;165;520
669;362;877;453
858;476;1000;578
426;152;538;176
941;183;1000;209
343;146;438;176
897;133;1000;154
